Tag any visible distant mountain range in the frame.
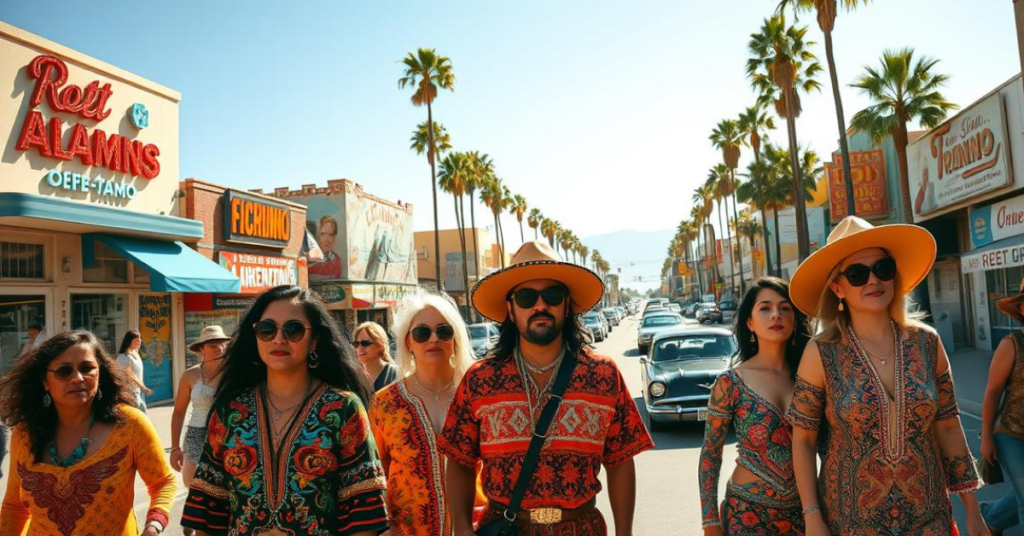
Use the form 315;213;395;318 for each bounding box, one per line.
581;229;675;293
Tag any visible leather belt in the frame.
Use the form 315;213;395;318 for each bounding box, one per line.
487;497;597;525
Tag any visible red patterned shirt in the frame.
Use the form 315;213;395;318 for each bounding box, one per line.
438;348;654;510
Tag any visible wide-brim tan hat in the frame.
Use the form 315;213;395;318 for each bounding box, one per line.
471;240;604;323
996;278;1024;322
790;216;936;316
189;325;232;352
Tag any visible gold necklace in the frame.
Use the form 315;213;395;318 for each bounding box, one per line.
412;373;454;402
266;378;313;421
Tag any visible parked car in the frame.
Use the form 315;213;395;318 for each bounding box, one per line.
666;303;682;314
696;303;723;324
640;327;736;431
582;313;606;342
682;303;699;319
468;322;500;359
602;308;620;328
636;312;684;354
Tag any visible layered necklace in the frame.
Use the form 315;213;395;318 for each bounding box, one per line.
516;345;566;424
412;372;455;402
264;377;315;449
50;415;96;468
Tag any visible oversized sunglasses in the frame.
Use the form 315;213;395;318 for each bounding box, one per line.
409;324;456;343
509;286;567;309
253;320;311;342
47;362;99;381
837;257;897;287
353;339;376;348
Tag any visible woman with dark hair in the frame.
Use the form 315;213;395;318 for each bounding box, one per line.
181;285;388;536
117;329;151;412
0;330;176;535
698;277;811;534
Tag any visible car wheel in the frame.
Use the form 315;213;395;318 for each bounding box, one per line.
646;410;667;433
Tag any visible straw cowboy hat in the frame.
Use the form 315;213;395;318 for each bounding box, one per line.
789;216;936;316
189;325;232;353
996;277;1024;323
471;240;604;323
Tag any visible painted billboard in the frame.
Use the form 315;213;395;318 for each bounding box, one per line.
138;293;172;401
908;92;1012;221
826;149;889;222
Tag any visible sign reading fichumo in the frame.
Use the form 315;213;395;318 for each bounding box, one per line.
969;193;1024;248
218;251;298;294
222;190;291;247
908;92;1011;221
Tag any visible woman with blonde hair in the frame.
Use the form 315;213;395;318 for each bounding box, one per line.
353;321;398;391
786;216;986;536
368;290;474;536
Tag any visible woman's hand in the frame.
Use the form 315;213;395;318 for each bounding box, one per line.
981;434;997;463
966;503;992;536
805;513;832;536
170;449;184;472
703;525;724;536
141;525;160;536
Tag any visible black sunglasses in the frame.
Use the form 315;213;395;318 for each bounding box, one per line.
253;320;311;342
509;286;567;309
837;257;897;287
353;339;376;348
47;362;99;381
410;324;456;343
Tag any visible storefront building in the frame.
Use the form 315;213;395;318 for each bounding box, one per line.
257;179;417;333
179;180;308;366
0;22;239;401
414;227;504;316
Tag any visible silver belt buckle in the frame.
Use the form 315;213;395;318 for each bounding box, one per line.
529;507;562;525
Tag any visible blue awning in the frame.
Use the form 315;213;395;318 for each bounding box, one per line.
83;234;240;293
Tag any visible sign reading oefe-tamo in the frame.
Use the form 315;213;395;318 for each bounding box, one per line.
222;190;291;247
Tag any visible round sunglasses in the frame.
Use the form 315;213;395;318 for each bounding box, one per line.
409;324;456;343
837;257;897;287
253;320;311;342
47;362;99;381
353;339;376;348
508;286;567;309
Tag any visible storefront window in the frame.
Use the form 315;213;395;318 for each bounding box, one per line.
83;242;128;284
71;293;128;354
0;295;46;374
988;268;1023;342
0;241;45;280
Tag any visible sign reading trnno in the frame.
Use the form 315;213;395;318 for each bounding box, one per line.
223;190;291;247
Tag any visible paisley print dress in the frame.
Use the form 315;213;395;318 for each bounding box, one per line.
786;324;980;536
182;383;389;536
699;369;803;535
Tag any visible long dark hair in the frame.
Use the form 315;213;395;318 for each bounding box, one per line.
0;330;135;461
491;294;594;359
117;329;141;354
734;277;811;379
212;285;373;412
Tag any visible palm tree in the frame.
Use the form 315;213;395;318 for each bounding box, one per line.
736;216;764;278
465;151;493;281
849;48;956;224
748;16;822;261
738;104;776;275
399;48;455;289
778;0;871;218
559;229;574;263
711;119;746;294
755;143;822;273
438;152;473;319
512;194;528;244
578;244;590;267
707;166;733;293
480;177;508;268
693;182;720;294
527;208;542;240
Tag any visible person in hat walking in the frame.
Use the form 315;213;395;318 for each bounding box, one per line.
439;240;654;536
977;279;1024;535
786;216;986;536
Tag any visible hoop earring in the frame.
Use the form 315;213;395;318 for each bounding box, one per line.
308;350;320;369
43;392;51;407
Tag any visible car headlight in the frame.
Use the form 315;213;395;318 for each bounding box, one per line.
649;381;666;397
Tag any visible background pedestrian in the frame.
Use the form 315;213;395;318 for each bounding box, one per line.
117;330;151;412
353;321;398;391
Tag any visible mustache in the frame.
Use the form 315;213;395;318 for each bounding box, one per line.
529;312;556;323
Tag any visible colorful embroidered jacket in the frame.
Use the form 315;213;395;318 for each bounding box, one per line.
181;384;389;536
698;369;798;527
0;405;176;536
370;380;451;536
438;348;654;510
786;325;980;535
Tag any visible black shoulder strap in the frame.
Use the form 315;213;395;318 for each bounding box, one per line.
502;350;578;521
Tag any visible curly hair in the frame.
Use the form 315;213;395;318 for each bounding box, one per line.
212;285;374;414
0;330;135;462
734;277;812;380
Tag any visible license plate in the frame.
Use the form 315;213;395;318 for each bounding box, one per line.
697;408;708;421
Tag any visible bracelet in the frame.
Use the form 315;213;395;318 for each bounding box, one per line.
169;447;181;453
802;504;821;516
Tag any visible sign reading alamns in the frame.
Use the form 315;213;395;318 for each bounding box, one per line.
223;190;291;247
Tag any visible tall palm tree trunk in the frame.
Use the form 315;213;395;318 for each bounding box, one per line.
468;196;481;322
783;90;810;261
753;151;774;277
717;200;733;297
453;195;471;322
426;104;443;290
819;10;856;218
892;121;914;224
730;173;745;296
519;220;525;244
773;208;783;276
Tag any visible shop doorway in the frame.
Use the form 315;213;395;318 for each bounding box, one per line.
987;266;1024;344
0;293;48;374
71;293;129;355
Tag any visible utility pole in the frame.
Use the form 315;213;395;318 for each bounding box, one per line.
1016;0;1024;79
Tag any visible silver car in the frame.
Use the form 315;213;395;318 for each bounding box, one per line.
468;322;500;359
636;312;684;354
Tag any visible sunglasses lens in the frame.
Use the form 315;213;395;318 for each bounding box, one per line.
254;320;278;341
436;325;455;341
540;287;566;306
844;264;871;287
53;366;74;380
410;326;432;343
875;258;897;281
355;340;373;347
513;288;540;309
282;321;308;342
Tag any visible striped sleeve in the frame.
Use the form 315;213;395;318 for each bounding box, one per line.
334;393;389;535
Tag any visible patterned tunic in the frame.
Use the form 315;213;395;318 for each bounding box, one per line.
182;384;389;536
698;369;802;533
369;380;450;536
0;405;177;536
786;325;980;536
994;331;1024;440
438;349;654;510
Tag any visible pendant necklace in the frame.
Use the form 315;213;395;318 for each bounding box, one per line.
266;377;313;422
50;415;96;468
412;373;454;402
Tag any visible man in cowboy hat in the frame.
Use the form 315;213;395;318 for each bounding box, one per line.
439;241;653;536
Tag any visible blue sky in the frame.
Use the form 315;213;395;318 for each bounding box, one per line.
2;1;1020;263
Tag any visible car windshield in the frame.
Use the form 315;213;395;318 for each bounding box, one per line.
642;316;681;328
700;304;716;311
653;335;736;362
468;326;488;339
584;317;601;326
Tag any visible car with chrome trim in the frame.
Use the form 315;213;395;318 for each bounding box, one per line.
582;312;608;341
468;322;500;359
640;326;736;431
602;308;620;328
636;312;684;354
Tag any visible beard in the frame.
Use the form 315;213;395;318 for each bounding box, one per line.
521;312;563;345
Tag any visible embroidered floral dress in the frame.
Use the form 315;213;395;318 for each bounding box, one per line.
369;380;450;536
698;369;803;535
182;383;389;536
0;405;177;536
786;325;980;536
